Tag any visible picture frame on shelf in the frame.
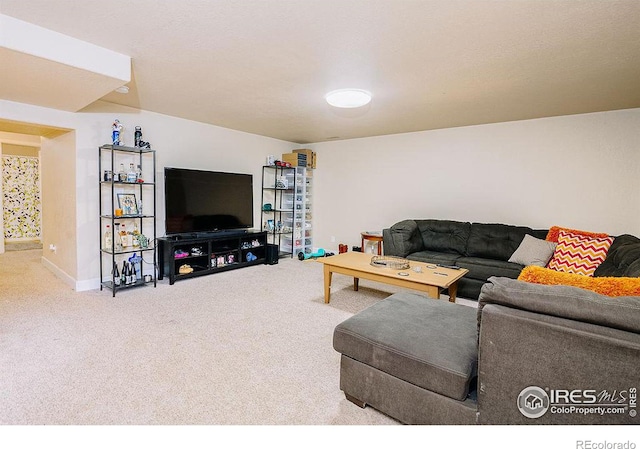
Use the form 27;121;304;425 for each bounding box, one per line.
117;193;138;215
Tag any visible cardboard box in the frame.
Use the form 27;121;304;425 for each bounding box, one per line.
281;152;307;167
293;149;316;168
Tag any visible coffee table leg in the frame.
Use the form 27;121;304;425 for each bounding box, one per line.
354;277;359;291
448;282;458;303
422;285;439;299
324;264;332;303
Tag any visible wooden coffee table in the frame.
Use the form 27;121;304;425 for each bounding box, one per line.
316;252;469;304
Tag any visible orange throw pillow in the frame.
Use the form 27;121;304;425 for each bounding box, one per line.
518;266;640;297
545;226;609;243
546;230;613;276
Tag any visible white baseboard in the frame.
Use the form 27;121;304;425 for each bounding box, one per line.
41;256;76;290
76;278;101;292
41;256;102;291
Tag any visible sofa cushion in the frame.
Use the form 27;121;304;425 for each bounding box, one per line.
465;223;536;261
547;230;613;276
333;292;478;401
518;265;640;297
508;234;557;267
456;256;523;280
594;234;640;278
407;251;461;266
416;219;471;256
478;276;640;335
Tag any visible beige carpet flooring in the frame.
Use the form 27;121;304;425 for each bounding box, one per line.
0;249;477;425
3;240;43;251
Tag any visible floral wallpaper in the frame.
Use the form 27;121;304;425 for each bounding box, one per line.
2;156;41;239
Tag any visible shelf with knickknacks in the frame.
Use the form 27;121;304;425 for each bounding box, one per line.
260;158;313;259
99;122;157;296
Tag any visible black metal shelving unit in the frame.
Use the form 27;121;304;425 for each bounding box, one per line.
260;165;298;258
99;144;157;296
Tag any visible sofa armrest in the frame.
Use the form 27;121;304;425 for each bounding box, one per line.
382;220;423;257
478;303;640;424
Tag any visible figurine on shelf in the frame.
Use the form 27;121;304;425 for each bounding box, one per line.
112;119;123;145
134;126;142;147
137;233;149;249
134;125;152;148
128;253;142;281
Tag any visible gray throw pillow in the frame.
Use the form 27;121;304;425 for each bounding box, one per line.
508;234;557;267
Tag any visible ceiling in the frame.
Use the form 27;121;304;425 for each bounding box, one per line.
2;0;640;144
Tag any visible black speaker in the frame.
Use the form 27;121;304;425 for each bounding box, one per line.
266;244;279;265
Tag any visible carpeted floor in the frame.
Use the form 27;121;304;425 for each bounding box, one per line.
0;249;474;425
3;240;43;251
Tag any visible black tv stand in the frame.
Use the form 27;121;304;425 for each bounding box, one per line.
158;230;267;284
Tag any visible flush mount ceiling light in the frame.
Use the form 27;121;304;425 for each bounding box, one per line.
115;85;130;94
325;89;372;108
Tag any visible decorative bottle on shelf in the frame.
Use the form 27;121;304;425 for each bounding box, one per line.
113;262;121;286
132;223;140;247
104;224;112;250
128;262;135;284
121;260;128;285
123;262;129;285
119;223;128;248
127;163;137;183
114;222;122;251
136;164;142;182
118;163;126;182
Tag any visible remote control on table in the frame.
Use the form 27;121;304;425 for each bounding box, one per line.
436;264;461;270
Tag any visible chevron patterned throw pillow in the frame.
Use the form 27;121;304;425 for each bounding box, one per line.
547;230;613;276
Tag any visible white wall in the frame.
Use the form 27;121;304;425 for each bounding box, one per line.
3;98;638;286
1;100;296;288
310;108;640;252
41;131;77;282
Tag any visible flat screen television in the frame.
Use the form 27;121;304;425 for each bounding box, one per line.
164;167;253;235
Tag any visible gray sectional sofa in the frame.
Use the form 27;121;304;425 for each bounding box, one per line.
383;219;549;299
333;277;640;424
334;220;640;424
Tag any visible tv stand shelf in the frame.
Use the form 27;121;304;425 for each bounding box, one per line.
158;231;267;285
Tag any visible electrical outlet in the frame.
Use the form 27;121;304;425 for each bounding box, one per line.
331;236;336;242
49;244;56;253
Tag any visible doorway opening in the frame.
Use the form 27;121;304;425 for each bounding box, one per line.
0;121;70;257
2;143;42;251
